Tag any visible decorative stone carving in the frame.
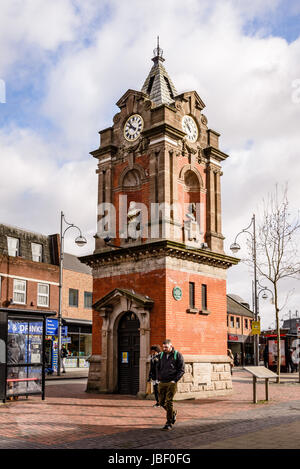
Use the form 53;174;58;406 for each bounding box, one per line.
113;112;121;124
201;114;208;125
144;99;152;111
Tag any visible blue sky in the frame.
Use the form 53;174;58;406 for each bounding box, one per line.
0;0;300;328
244;2;300;43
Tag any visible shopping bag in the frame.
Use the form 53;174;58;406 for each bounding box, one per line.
146;381;152;395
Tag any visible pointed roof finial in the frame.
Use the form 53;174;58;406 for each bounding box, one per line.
152;35;164;63
141;38;177;106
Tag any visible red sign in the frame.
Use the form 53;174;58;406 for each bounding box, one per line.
228;335;238;341
265;334;286;338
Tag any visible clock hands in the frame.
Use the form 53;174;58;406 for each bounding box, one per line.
129;122;137;132
124;114;143;141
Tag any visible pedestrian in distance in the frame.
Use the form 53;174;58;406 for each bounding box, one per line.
263;346;269;368
61;345;68;373
148;345;161;407
288;349;296;373
227;348;234;375
157;339;185;431
234;352;240;367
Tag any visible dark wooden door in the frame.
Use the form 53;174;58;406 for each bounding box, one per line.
118;312;140;395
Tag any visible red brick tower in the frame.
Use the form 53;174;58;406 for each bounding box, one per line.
81;44;238;397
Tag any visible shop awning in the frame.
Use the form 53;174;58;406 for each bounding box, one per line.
0;308;56;318
62;318;92;326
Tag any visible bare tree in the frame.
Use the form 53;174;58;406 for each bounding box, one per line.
256;184;300;382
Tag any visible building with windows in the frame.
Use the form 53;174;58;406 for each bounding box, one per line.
0;223;59;398
61;253;92;368
227;294;254;366
80;45;239;398
0;224;92;373
0;223;60;311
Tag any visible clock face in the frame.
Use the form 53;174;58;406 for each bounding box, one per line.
182;115;198;143
124;114;144;142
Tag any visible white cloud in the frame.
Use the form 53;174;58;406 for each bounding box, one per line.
0;127;97;244
1;0;300;328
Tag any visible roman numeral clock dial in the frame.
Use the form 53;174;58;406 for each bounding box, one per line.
182;115;198;143
124;114;144;142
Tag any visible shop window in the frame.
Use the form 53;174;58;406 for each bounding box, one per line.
230;316;234;328
7;237;19;257
236;317;240;329
31;243;43;262
84;291;93;309
13;279;26;305
37;283;49;307
69;288;78;307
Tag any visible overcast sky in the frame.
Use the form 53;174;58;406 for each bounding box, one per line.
1;0;300;329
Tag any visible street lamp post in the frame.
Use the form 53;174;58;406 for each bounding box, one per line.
57;211;87;376
230;214;259;365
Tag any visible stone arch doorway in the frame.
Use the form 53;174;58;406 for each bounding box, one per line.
88;288;154;395
118;311;140;395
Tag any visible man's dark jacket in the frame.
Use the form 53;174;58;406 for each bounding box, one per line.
157;348;185;383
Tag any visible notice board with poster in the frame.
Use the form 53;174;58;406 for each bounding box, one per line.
268;339;286;366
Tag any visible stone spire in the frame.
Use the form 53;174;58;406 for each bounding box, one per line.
141;37;177;106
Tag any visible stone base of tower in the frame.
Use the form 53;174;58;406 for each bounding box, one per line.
86;354;233;399
85;355;104;393
167;355;232;400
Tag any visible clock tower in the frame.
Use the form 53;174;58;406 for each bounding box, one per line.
80;43;238;398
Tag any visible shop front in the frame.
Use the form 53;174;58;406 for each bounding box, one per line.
0;308;56;402
62;318;92;369
44;318;92;371
228;334;254;366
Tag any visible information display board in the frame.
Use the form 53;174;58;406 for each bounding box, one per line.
6;319;44;398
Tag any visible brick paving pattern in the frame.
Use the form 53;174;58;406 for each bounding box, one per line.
1;371;300;449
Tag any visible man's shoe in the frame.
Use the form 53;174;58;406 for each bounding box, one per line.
153;403;160;407
172;410;177;425
162;423;172;430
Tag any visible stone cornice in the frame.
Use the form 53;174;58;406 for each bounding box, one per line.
142;122;186;141
90;144;118;159
204;146;229;162
79;240;239;270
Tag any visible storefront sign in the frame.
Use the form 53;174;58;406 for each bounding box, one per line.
252;321;261;335
228;335;239;341
46;319;57;335
45;319;67;336
8;320;43;335
62;337;71;344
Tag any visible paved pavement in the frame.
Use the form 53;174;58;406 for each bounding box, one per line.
45;367;89;380
1;370;300;450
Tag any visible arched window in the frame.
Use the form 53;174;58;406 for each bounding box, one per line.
122;169;141;189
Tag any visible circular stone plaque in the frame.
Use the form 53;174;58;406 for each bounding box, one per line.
173;286;182;301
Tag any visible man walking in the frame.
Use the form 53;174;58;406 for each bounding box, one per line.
158;339;185;430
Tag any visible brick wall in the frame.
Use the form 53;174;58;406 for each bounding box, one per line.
92;261;227;357
227;313;253;337
0;255;59;312
62;268;93;321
